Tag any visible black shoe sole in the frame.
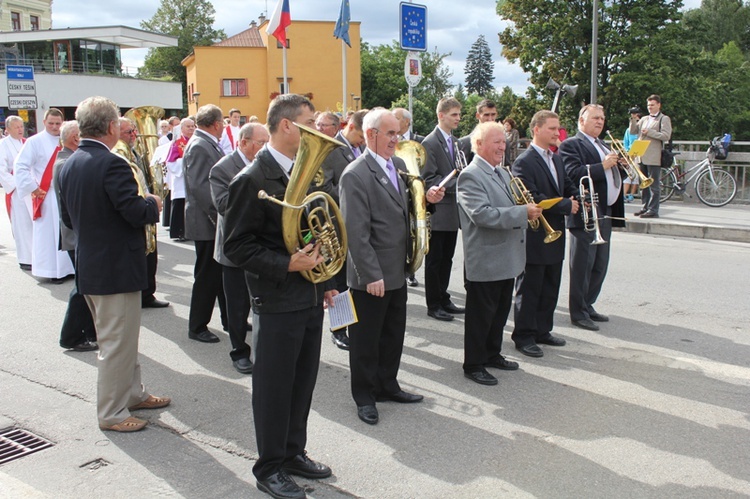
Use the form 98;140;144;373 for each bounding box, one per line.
282;466;332;480
464;372;498;385
256;481;305;499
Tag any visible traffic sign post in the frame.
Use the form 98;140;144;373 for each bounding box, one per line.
6;65;35;80
6;64;37;111
399;2;427;129
9;96;38;110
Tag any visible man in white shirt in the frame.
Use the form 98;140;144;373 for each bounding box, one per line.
219;108;242;155
0;116;32;270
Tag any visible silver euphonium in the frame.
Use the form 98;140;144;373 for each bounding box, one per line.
579;166;607;245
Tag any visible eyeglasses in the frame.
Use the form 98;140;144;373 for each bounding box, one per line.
252;139;268;146
121;129;136;135
374;128;399;140
318;123;336;128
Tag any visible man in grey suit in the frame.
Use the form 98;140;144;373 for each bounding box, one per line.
630;94;671;218
457;122;541;386
422;97;465;321
319;109;367;350
210;122;269;374
340;108;444;425
184;104;228;343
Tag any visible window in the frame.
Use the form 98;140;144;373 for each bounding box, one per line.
276;39;291;49
11;12;21;31
30;16;39;31
222;79;247;97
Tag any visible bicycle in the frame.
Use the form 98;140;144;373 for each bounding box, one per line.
658;137;737;207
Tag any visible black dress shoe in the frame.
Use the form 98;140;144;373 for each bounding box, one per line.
633;209;646;216
142;298;170;308
282;451;332;479
485;356;519;371
639;211;659;218
571;318;600;331
589;312;609;322
19;263;31;271
442;302;465;314
427;308;454;321
188;330;220;343
331;330;350;350
515;344;544;358
357;405;379;425
537;335;566;346
406;275;419;287
464;369;498;386
256;470;305;499
67;341;99;352
233;358;253;374
376;390;423;403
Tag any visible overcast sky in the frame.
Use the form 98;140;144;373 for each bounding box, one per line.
51;0;703;96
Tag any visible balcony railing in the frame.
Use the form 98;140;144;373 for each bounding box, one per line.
0;58;172;80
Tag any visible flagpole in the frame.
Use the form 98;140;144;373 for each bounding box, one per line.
341;40;347;112
282;44;288;93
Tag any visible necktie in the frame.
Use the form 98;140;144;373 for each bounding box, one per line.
351;146;360;158
386;160;400;193
546;151;559;188
447;135;454;159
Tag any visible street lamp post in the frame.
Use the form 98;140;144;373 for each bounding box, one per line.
590;0;598;104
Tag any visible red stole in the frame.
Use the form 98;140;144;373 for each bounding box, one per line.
226;126;235;149
32;145;62;220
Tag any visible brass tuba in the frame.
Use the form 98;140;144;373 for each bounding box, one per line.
394;140;430;274
112;139;157;254
258;123;347;284
125;106;166;198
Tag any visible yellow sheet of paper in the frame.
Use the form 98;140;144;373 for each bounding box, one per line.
538;197;562;210
627;140;649;157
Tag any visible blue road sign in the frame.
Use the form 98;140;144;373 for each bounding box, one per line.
399;2;427;52
6;65;34;80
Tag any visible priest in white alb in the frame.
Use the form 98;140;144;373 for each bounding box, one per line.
13;108;74;280
0;116;32;270
218;108;242;155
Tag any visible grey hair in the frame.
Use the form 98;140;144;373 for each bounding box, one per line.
60;121;79;143
470;122;505;153
238;122;265;141
362;107;391;133
5;115;23;128
75;96;119;138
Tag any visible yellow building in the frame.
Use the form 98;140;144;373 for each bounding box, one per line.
0;0;51;32
182;16;361;121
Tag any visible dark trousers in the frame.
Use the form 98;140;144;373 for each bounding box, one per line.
59;250;96;348
568;218;612;322
252;306;323;481
162;191;171;227
640;164;661;215
141;244;157;304
348;285;407;407
424;230;458;311
222;265;251;361
512;262;563;347
463;278;513;372
169;198;185;239
188;239;227;334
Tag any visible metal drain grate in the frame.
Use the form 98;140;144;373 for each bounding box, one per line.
0;428;54;465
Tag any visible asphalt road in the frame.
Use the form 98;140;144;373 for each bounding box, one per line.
1;214;749;498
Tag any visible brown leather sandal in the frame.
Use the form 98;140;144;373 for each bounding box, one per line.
129;395;171;411
99;416;147;432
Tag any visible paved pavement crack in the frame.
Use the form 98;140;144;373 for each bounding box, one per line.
0;367;91;403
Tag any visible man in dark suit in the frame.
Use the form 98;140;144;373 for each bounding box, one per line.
340;108;444;425
53;120;97;352
559;104;625;331
210;122;269;374
184;104;228;343
512;110;580;358
457;122;539;386
421;97;464;321
392;107;424;143
224;94;336;499
60;96;170;433
319;109;367;350
457;99;499;165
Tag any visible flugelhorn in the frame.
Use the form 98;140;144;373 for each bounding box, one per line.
504;166;562;244
605;130;653;189
257;123;347;284
394;140;430;274
579;166;607;245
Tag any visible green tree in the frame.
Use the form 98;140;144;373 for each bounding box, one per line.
464;35;495;95
682;0;750;53
140;0;226;110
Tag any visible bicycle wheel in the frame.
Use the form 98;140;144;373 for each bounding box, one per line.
660;169;677;203
694;168;737;207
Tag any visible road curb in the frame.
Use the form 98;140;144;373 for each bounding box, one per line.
625;220;750;243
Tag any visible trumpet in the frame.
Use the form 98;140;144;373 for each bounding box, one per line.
606;130;653;189
504;166;562;244
437;148;468;189
578;166;607;245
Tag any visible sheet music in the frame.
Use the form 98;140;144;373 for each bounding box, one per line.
329;290;358;331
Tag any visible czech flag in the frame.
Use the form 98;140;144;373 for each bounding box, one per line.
267;0;291;48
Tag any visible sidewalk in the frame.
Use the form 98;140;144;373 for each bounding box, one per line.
621;200;750;243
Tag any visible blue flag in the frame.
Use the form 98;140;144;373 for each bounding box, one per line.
333;0;351;47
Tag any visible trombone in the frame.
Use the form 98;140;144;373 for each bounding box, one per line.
606;130;654;189
578;166;607;246
504;166;562;244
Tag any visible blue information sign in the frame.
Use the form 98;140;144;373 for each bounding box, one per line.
399;2;427;52
6;65;34;80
